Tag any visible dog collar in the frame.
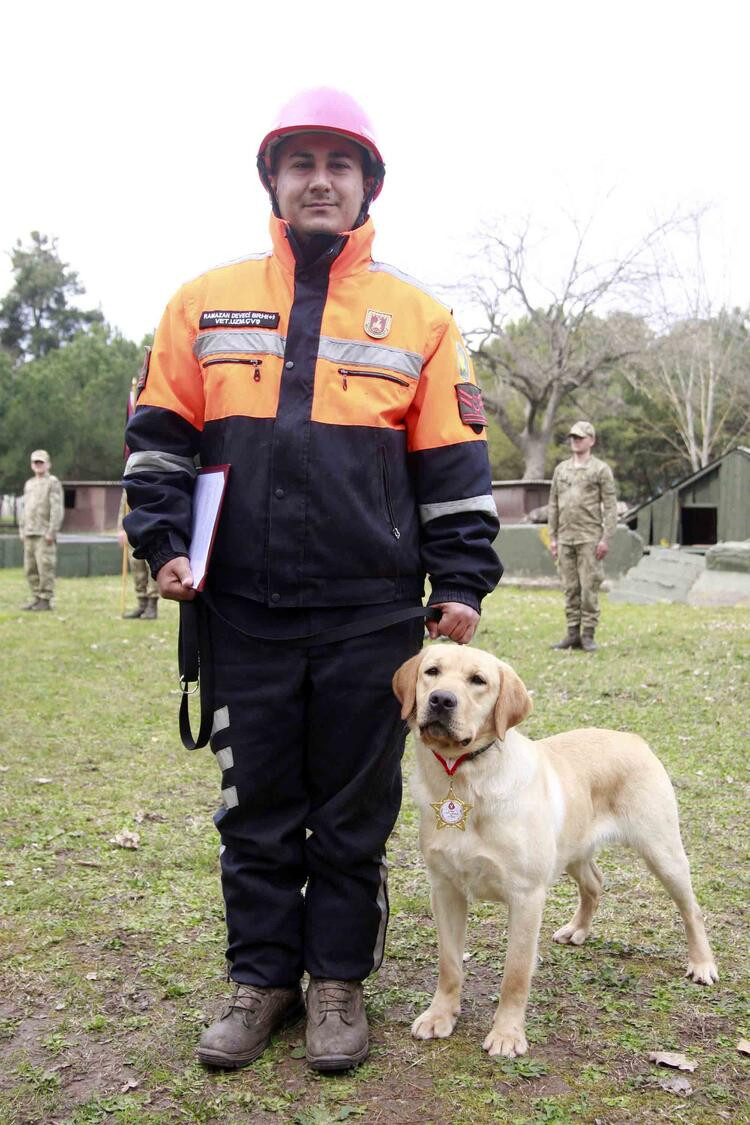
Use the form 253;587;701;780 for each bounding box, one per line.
431;739;499;777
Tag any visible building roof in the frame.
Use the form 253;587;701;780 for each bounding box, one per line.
624;446;750;518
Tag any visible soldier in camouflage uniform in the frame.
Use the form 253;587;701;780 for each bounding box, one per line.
117;491;159;619
20;449;64;611
547;421;617;652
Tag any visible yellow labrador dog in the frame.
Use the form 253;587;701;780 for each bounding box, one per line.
392;645;718;1058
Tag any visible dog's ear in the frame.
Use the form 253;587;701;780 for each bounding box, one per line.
392;651;424;720
493;661;533;738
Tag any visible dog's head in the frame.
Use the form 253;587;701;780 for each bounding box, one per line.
392;645;532;752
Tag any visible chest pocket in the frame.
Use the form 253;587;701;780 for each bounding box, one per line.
557;470;575;495
201;353;283;422
312;359;416;428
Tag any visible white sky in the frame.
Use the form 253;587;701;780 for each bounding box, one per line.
3;0;749;342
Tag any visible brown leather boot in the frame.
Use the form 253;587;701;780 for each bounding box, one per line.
140;599;158;619
197;983;304;1068
551;627;581;650
305;979;369;1072
123;597;147;619
581;629;598;652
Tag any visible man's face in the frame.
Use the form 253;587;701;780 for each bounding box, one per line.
31;458;49;476
270;133;371;240
569;434;595;455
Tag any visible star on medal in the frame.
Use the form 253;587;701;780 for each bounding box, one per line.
431;784;472;831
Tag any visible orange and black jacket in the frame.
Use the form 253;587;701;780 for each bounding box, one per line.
124;216;502;612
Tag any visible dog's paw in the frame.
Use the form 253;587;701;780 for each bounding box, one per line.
553;922;589;945
411;1007;457;1040
483;1024;528;1058
686;959;719;985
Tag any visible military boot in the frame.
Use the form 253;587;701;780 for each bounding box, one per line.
30;599;51;611
551;627;581;650
141;599;158;620
197;983;304;1069
23;598;43;610
306;979;369;1072
581;629;598;652
123;597;148;619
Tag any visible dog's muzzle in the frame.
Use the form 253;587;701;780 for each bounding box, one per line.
420;690;464;743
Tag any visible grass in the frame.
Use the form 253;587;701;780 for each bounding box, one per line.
1;569;749;1124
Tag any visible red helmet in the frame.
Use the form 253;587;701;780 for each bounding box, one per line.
257;88;385;203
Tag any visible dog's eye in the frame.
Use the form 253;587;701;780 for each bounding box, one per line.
424;666;440;677
470;674;487;686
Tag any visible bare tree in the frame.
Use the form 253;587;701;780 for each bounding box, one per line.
460;211;678;478
628;218;749;470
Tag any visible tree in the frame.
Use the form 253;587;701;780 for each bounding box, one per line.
625;219;750;471
461;212;679;478
0;231;103;363
0;325;141;489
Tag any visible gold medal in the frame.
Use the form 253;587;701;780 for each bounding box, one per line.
431;783;472;831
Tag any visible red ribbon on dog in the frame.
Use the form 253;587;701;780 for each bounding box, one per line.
432;751;474;776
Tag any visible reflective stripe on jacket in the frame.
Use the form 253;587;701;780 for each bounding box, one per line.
124;216;501;610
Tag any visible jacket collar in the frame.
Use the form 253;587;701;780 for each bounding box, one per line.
269;214;375;279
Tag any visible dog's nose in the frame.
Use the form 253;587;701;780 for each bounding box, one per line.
428;690;458;713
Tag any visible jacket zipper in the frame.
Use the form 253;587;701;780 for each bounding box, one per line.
203;357;263;382
380;449;401;540
338;368;409;391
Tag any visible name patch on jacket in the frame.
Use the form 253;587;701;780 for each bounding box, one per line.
199;310;280;329
455;383;487;431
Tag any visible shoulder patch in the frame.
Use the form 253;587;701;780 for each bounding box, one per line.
136;346;151;398
456;342;471;382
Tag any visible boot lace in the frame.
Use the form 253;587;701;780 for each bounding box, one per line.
316;981;353;1016
226;984;265;1017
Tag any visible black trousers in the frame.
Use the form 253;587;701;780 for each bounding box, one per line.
208;612;424;987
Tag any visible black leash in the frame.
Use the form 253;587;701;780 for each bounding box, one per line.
177;597;441;751
178;597;215;751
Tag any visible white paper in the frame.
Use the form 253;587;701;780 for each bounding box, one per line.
189;469;227;589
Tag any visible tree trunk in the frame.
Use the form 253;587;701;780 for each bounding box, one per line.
521;435;548;479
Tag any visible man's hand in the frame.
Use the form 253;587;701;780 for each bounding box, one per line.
117;530;128;547
595;538;609;561
156;556;197;601
549;538;558;561
45;533;56;545
426;602;479;645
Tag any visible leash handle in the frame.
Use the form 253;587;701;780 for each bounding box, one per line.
178;599;215;750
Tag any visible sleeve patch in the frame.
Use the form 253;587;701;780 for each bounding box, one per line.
455;383;487;431
136;346;152;399
456;341;471;382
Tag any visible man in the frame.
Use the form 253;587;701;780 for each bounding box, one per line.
548;421;617;652
123;88;501;1072
20;449;64;611
117;490;159;618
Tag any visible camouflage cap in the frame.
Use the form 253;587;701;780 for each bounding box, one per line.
568;421;595;439
30;449;51;462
